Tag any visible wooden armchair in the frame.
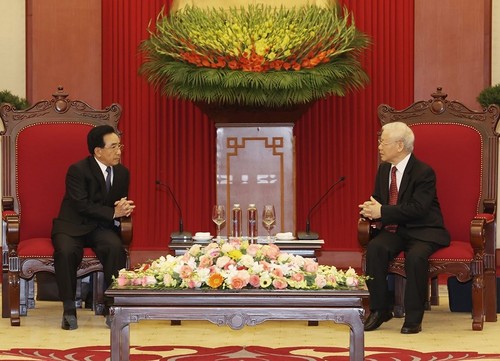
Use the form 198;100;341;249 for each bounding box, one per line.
0;87;132;326
358;88;499;331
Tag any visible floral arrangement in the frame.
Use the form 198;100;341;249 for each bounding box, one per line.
140;4;370;108
113;239;367;290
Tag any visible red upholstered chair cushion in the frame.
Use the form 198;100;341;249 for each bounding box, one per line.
394;240;474;261
17;238;98;258
16;123;92;241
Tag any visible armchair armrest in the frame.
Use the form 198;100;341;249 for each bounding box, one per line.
2;196;20;250
470;214;495;254
358;218;371;247
470;198;496;253
358;217;380;248
119;216;132;248
2;196;15;212
482;199;496;215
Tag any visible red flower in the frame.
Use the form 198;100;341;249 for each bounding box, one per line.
228;60;239;70
301;59;311;68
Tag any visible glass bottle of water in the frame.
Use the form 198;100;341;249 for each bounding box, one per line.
231;204;242;238
247;203;258;243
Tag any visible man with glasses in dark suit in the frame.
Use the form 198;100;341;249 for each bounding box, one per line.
359;121;450;334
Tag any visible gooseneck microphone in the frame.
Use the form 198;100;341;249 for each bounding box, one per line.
297;176;346;240
156;180;192;241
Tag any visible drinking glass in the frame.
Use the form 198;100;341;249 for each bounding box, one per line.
262;205;276;241
212;205;226;240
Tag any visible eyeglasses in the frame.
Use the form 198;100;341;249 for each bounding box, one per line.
377;139;399;146
103;143;124;151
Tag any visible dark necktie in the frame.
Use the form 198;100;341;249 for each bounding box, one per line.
389;166;398;205
105;166;112;192
386;166;398;232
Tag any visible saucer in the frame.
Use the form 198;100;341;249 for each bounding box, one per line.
192;235;214;242
275;232;295;241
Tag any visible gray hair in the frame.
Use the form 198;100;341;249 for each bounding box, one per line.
381;122;414;152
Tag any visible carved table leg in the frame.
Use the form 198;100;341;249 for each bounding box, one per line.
110;307;131;361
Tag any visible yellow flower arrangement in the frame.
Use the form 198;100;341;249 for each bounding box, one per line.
140;4;370;107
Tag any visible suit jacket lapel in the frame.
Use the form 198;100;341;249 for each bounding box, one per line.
88;157;108;195
380;162;391;204
398;153;416;200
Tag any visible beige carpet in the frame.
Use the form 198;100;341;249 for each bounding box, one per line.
0;287;499;360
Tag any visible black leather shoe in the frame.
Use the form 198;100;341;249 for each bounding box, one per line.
61;314;78;330
401;322;422;334
364;310;393;331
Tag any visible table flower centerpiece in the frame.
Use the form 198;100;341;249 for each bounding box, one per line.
113;239;367;290
139;4;370;108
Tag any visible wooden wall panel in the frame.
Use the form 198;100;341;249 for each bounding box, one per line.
414;0;491;108
26;0;101;106
493;1;500;85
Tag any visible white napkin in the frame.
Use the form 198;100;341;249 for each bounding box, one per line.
276;232;294;239
195;232;211;237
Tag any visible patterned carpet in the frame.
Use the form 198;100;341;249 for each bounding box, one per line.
1;284;500;361
1;345;500;361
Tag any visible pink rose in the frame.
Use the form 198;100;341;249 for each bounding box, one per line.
304;259;319;273
346;276;359;287
216;255;231;269
314;275;327;288
326;274;337;286
229;238;242;247
142;275;157;287
259;260;271;271
209;249;221;258
262;244;280;259
272;268;284;278
249;274;261;288
272;277;288;289
230;276;247;289
116;275;129;287
291;272;305;282
198;255;212;268
230;270;250;289
246;244;260;256
187;279;201;288
180;265;193;279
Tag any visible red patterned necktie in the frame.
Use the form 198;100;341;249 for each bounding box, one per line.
386;166;398;232
389;166;398;205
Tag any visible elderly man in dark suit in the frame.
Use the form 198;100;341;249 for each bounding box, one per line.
359;121;450;334
52;125;135;330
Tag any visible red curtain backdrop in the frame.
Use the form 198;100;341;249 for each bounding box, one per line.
101;0;414;251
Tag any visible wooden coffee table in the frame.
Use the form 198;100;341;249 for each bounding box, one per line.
105;288;368;361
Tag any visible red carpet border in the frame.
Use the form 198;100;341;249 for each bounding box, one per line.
1;345;500;360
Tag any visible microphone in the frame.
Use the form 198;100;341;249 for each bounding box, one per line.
297;176;346;240
156;180;192;242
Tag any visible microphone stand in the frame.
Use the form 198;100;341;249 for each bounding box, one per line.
297;176;345;240
156;180;192;242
